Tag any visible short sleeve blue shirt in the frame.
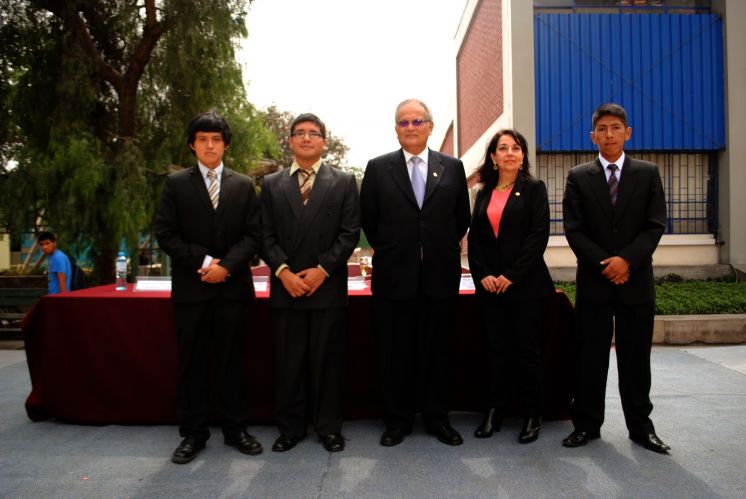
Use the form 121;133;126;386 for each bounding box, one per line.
48;249;72;294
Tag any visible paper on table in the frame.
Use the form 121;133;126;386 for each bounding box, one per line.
134;278;172;292
347;276;368;291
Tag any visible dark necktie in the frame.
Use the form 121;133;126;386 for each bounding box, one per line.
299;168;313;206
607;164;618;206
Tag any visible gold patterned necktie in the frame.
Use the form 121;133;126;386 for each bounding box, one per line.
207;169;219;209
299;168;313;206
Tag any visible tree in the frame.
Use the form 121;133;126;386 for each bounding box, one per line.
260;105;350;174
0;0;275;281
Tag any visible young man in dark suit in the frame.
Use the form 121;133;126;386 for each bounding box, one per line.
155;111;262;464
260;113;360;453
562;103;670;453
360;99;471;447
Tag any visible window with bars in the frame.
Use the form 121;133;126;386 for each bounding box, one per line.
535;152;717;235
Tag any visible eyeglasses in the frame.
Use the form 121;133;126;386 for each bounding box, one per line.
291;130;323;139
396;119;429;128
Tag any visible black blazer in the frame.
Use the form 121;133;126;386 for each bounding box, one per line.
468;176;554;301
154;165;260;303
563;157;667;305
360;149;470;300
260;163;360;309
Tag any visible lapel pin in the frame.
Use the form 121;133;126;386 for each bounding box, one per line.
515;192;521;196
433;172;438;177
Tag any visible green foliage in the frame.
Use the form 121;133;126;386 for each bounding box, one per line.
0;0;275;282
553;280;746;315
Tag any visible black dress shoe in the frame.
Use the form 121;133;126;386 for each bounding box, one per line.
474;408;503;438
321;433;345;452
630;433;671;453
380;428;411;447
224;431;263;455
562;429;600;447
171;437;206;464
272;434;305;452
427;425;464;446
518;417;542;444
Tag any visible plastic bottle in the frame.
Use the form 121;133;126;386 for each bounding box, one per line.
115;252;127;291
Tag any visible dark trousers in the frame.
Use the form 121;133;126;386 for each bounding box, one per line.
375;295;455;431
272;307;346;437
571;300;656;436
479;296;545;417
173;299;250;441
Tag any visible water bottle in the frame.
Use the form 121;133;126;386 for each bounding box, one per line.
115;252;127;291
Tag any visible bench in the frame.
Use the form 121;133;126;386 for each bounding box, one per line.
0;288;46;339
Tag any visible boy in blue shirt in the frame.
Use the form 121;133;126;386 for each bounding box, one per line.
38;232;71;294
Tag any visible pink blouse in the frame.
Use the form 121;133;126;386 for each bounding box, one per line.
486;188;512;238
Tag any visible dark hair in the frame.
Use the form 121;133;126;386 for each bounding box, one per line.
476;129;532;189
591;102;628;130
186;111;232;152
37;231;56;243
290;113;327;139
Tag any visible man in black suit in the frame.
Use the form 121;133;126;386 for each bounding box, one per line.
155;111;262;464
562;103;670;453
260;113;360;453
360;99;470;447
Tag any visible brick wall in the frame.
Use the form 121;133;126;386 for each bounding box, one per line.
457;0;503;155
439;121;455;156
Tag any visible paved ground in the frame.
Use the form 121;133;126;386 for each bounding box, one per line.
1;345;745;498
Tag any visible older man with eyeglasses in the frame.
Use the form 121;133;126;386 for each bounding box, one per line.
360;99;471;447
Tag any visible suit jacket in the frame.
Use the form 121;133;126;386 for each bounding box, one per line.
260;163;361;309
360;149;470;300
468;176;554;301
154;165;260;303
562;157;667;305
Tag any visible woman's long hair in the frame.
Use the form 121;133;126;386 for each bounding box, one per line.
476;129;532;190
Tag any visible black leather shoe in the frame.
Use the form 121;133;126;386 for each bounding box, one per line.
380;428;411;447
171;437;206;464
474;408;502;438
519;417;542;444
630;433;671;453
427;425;464;446
562;429;600;447
321;433;345;452
224;431;263;455
272;434;304;452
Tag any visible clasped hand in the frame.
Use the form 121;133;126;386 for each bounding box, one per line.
600;256;630;285
279;267;326;298
198;259;229;283
480;274;513;294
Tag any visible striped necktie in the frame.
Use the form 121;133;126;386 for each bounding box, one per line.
299;168;313;206
607;164;618;206
207;170;219;209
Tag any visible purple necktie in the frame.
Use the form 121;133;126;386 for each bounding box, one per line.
607;164;618;206
410;157;425;208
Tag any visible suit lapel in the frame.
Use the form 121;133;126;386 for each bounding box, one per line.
497;177;524;235
588;159;615;221
280;168;304;221
424;151;444;207
190;166;216;216
293;163;332;249
388;150;419;208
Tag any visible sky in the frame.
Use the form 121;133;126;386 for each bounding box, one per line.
238;0;468;167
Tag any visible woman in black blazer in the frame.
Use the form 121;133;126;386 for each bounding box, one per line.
467;129;554;444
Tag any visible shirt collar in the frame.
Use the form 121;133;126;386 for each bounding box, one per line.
403;148;429;166
198;162;224;179
598;152;625;172
289;158;322;177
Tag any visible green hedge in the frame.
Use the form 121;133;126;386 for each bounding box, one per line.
554;280;746;315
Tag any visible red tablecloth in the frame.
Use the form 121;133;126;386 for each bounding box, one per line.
23;284;575;424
